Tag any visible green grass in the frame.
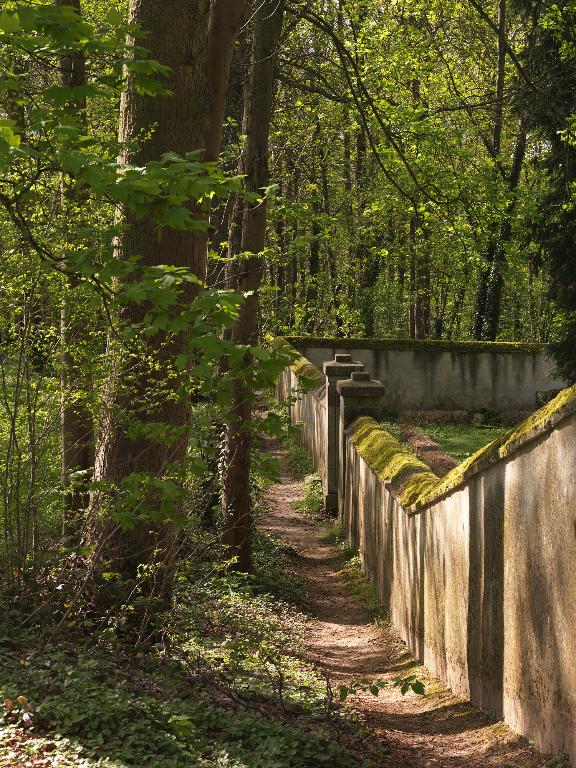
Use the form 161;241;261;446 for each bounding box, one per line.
283;431;314;478
338;551;388;623
320;522;342;545
380;419;404;442
416;422;508;463
381;418;507;464
320;522;388;624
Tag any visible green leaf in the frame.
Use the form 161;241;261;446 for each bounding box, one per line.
0;11;21;32
106;8;123;25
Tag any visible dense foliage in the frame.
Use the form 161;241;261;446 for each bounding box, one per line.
0;0;575;764
259;0;567;346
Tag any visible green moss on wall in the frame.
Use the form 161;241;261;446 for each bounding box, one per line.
286;336;544;355
271;336;324;386
349;383;576;513
413;382;576;510
273;335;576;513
415;439;500;508
398;473;440;507
349;417;438;486
499;382;576;455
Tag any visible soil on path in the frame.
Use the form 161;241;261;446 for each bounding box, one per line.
260;439;554;768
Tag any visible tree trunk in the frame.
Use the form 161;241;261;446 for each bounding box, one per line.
208;29;251;287
222;0;284;572
90;0;245;583
55;0;95;532
473;0;507;340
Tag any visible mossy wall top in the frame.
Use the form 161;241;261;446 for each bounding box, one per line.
287;336;543;354
347;382;576;514
271;336;324;387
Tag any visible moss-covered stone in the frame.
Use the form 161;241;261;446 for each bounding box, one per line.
397;473;440;508
274;335;576;513
286;336;544;355
271;336;324;387
349;417;437;485
348;383;576;513
414;439;500;509
499;382;576;456
413;382;576;510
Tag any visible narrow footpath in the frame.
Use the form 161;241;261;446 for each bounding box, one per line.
260;438;552;768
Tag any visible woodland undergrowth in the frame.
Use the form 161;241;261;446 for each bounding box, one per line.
0;467;375;768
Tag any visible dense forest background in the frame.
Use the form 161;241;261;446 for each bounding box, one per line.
253;0;573;346
0;1;575;765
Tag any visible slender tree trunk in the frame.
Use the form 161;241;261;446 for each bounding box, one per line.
482;121;527;340
55;0;95;531
208;30;251;287
409;216;417;338
448;285;466;339
222;0;284;571
474;0;506;339
90;0;245;581
306;210;321;332
415;248;431;338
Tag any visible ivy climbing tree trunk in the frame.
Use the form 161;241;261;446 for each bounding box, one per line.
89;0;246;584
222;0;285;572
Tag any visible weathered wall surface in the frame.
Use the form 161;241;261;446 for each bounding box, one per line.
342;405;576;759
275;339;576;759
289;337;565;414
275;355;327;490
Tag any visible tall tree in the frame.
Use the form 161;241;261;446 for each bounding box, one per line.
515;0;576;377
222;0;285;571
55;0;95;531
90;0;246;581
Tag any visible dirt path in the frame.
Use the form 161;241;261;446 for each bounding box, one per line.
260;440;553;768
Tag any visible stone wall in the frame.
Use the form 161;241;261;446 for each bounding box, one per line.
342;403;576;759
275;343;327;490
275;339;576;759
288;336;565;415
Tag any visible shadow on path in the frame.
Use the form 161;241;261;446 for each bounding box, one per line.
259;436;550;768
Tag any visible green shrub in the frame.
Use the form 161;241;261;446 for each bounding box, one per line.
294;474;323;519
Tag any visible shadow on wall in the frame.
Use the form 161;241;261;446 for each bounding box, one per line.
466;476;504;719
505;433;575;755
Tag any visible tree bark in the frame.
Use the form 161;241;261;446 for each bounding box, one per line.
55;0;95;532
90;0;245;582
473;0;507;340
222;0;284;571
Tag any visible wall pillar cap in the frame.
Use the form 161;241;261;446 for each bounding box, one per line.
323;358;364;377
337;375;386;397
335;353;352;363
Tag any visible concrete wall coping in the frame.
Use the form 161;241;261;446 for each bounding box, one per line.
286;335;546;355
348;382;576;515
270;336;325;392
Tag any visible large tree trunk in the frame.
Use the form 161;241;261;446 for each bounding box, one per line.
89;0;245;583
222;0;284;571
